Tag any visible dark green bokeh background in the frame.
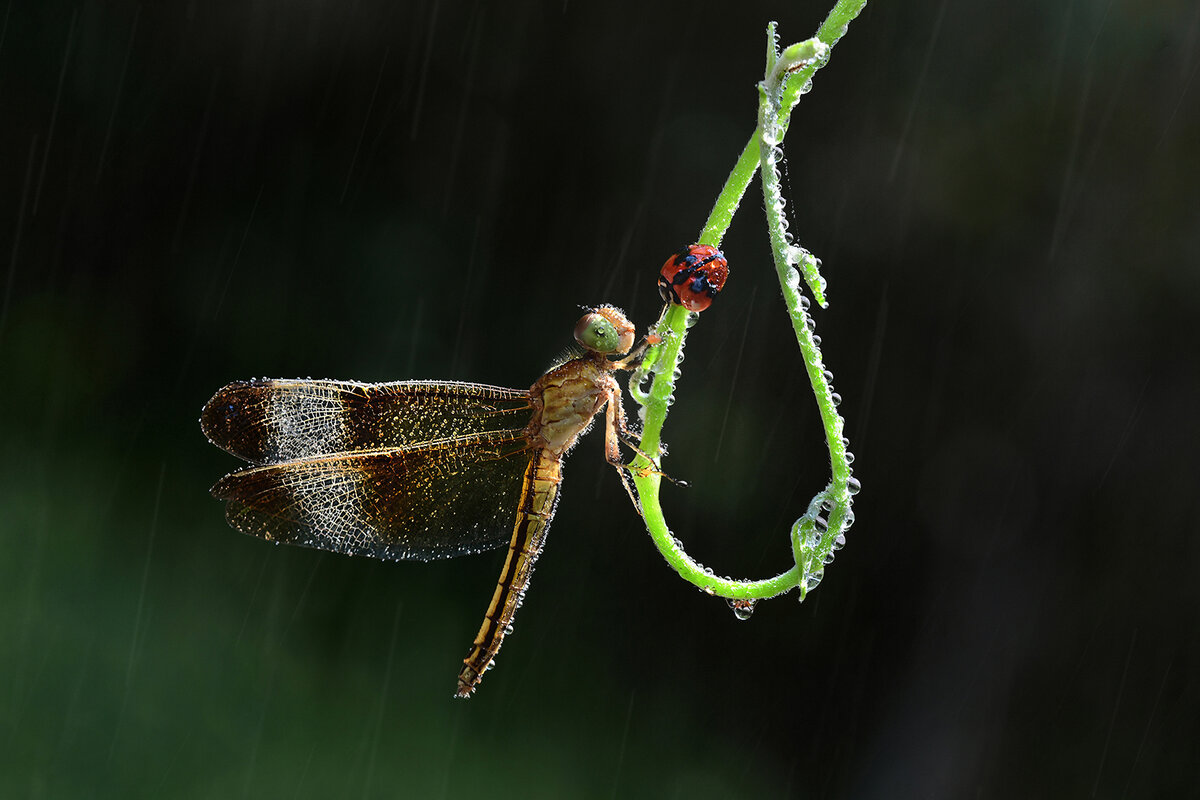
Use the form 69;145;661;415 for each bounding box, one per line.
2;1;1197;796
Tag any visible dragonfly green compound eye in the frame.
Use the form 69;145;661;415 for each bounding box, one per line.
575;314;618;353
574;306;636;355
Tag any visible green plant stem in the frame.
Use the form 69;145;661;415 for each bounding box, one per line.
630;0;867;601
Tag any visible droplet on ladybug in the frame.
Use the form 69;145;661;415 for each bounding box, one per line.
657;244;729;312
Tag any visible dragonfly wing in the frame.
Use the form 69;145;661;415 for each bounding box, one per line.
201;379;533;465
211;431;535;561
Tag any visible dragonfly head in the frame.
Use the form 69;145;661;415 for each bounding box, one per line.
574;306;635;356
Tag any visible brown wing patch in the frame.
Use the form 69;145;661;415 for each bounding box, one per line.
212;431;536;561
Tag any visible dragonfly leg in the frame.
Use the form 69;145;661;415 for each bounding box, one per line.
603;391;687;516
610;332;662;371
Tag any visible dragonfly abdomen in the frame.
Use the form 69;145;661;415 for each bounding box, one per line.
456;450;564;697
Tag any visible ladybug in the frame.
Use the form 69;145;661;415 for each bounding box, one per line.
657;244;729;312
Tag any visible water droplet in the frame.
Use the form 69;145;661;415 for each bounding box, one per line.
846;476;861;495
504;624;514;635
799;295;811;311
728;598;758;621
830;392;842;407
822;369;834;382
822;551;836;565
833;533;847;549
812;334;822;346
844;451;855;465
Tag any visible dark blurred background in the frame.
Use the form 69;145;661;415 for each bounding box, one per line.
2;0;1197;796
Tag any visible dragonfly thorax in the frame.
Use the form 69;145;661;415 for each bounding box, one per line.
527;356;619;457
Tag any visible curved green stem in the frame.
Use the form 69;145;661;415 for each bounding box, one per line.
630;1;867;603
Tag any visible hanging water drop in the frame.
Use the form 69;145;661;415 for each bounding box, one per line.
728;598;758;621
846;476;861;495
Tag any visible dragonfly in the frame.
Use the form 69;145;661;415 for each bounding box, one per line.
200;305;659;697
